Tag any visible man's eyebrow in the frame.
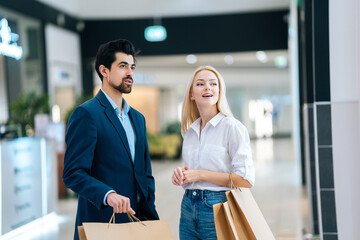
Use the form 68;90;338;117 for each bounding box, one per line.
118;61;136;67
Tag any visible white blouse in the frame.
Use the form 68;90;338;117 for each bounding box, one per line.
182;112;255;191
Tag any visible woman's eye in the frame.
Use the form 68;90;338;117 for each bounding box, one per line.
196;83;203;86
212;83;218;86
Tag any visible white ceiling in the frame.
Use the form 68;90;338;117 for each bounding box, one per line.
36;0;289;19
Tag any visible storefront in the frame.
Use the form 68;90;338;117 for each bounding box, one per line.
0;6;46;126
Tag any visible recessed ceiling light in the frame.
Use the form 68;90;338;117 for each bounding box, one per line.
275;56;287;68
256;51;268;63
186;54;197;64
224;55;234;64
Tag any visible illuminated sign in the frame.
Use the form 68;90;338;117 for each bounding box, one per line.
0;18;23;60
144;26;167;42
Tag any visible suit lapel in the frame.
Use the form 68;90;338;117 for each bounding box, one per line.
96;90;132;161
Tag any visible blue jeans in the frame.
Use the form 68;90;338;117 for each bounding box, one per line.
179;189;227;240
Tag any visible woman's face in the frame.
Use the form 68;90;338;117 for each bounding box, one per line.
191;70;220;109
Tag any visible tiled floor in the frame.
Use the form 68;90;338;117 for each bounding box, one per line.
4;138;311;240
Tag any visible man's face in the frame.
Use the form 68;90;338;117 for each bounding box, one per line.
104;52;135;94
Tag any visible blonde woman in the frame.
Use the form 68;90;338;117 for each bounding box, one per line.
172;66;255;240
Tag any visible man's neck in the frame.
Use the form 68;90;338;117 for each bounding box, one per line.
102;85;123;112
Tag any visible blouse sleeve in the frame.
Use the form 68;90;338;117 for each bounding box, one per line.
228;120;255;186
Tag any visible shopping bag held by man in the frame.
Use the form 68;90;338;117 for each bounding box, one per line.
78;212;174;240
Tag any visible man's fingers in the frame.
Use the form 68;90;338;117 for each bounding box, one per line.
129;208;135;215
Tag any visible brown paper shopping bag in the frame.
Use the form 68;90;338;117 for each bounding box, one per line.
213;201;239;240
226;188;275;240
78;213;174;240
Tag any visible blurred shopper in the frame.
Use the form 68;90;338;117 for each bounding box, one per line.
172;66;255;240
63;39;159;240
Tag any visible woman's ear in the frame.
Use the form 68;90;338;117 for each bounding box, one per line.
190;91;195;100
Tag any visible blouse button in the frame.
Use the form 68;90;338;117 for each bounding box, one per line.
193;192;197;196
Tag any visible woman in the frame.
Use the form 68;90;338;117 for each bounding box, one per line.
172;66;255;240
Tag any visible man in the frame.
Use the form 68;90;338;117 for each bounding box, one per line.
63;39;159;239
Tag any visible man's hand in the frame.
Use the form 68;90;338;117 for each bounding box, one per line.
106;192;135;215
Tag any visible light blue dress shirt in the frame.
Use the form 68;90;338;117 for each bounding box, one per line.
101;89;136;205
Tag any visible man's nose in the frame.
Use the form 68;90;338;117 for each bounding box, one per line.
127;67;134;77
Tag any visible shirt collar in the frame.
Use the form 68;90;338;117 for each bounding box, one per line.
190;112;225;133
101;89;130;115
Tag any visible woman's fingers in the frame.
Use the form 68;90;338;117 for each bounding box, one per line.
172;167;185;186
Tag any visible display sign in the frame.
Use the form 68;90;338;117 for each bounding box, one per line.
144;25;167;42
0;18;23;60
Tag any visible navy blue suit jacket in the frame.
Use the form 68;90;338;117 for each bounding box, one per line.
63;90;159;239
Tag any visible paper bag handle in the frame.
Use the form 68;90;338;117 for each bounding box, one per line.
127;212;146;226
229;173;242;192
107;212;146;229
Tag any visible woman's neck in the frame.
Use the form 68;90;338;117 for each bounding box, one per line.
199;106;219;131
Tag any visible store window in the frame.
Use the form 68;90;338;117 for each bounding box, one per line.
0;7;46;125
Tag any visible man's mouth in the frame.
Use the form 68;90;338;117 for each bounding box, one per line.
124;78;133;85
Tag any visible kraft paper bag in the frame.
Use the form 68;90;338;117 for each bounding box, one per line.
78;213;174;240
226;188;275;240
213;201;239;240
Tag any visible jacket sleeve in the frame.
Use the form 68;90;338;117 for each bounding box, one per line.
63;106;113;210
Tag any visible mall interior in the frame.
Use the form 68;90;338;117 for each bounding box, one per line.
0;0;359;239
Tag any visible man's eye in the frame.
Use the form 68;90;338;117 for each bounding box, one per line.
120;65;126;68
131;66;136;70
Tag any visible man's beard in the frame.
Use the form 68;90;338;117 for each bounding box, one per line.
112;77;133;93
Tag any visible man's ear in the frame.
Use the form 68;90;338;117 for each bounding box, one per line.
99;65;109;79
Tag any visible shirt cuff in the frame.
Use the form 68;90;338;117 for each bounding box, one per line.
103;190;116;205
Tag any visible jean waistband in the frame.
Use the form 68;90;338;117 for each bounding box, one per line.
185;189;226;200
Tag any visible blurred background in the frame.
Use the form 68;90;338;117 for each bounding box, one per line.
0;0;359;239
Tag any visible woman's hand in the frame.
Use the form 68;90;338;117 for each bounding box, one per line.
183;167;201;184
172;167;185;186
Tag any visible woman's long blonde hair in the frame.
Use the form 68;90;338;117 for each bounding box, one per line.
181;66;233;135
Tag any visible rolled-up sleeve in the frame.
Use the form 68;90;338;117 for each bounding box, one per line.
228;121;255;186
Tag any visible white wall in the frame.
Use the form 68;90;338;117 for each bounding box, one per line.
135;65;291;136
329;0;360;239
45;24;82;118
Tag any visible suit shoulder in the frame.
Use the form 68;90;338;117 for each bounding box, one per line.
70;98;99;119
129;107;145;119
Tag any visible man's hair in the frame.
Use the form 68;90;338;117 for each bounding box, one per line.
95;39;138;81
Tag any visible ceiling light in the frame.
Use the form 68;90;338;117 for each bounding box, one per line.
256;51;268;63
186;54;197;64
275;56;287;68
224;55;234;64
